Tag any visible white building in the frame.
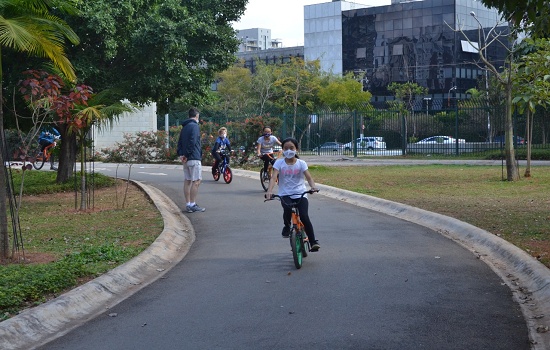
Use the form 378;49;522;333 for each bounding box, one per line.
304;1;369;75
92;102;157;151
237;28;283;52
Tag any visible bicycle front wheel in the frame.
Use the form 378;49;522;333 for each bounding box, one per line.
33;152;46;170
223;166;232;184
290;229;303;269
260;169;270;192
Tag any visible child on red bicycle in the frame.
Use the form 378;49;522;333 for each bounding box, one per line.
256;126;282;174
211;127;232;174
266;137;320;252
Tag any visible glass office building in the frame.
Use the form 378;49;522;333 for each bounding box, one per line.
341;0;509;105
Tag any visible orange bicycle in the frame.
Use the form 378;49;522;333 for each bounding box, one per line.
33;140;57;170
259;151;280;192
265;189;319;269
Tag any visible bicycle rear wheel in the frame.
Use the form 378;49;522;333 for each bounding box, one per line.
223;166;232;184
260;169;270;192
290;229;303;269
33;152;46;170
213;165;220;181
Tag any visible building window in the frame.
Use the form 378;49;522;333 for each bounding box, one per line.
461;40;479;53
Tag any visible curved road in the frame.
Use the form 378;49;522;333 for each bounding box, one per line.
36;163;529;349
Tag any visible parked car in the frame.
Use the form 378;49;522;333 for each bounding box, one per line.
492;135;525;145
313;142;344;152
416;136;465;144
343;136;387;151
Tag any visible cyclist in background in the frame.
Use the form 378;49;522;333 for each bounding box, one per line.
211;127;232;174
38;126;60;170
256;126;282;174
266;137;320;252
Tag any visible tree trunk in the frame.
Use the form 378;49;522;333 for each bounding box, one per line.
0;78;10;259
504;83;519;181
524;110;533;178
56;123;77;183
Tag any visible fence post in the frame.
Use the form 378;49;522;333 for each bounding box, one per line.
401;111;407;155
352;110;357;157
455;102;459;156
282;113;287;139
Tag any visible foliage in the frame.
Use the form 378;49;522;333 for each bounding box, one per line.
214;61;253;116
479;0;550;38
318;73;372;111
0;244;141;318
512;38;550;115
251;59;280;115
97;130;179;164
387;82;428;111
64;0;247;110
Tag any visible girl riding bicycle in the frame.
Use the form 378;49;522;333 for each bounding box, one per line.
256;126;282;174
266;137;320;252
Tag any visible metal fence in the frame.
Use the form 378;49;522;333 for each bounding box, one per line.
163;103;550;157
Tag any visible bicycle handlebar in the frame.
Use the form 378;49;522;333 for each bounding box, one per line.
264;189;319;202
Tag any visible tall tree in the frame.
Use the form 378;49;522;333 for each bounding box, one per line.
459;14;520;180
48;0;247;180
0;0;79;259
215;62;253;116
65;0;248;111
318;73;372;111
387;82;428;143
273;57;322;137
512;38;550;177
251;59;280;115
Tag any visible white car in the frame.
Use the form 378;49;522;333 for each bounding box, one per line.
416;136;465;144
344;137;387;151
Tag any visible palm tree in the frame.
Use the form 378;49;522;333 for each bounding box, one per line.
0;0;79;259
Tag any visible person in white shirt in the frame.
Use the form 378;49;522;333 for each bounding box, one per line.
256;126;282;174
266;137;320;252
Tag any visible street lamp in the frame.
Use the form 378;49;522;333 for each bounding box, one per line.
470;11;492;142
448;86;457;107
423;97;431;117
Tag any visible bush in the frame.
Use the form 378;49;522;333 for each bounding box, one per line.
484;147;550;161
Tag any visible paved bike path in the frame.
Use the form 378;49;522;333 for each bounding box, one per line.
0;161;549;349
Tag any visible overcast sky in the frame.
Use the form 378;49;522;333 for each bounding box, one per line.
233;0;391;47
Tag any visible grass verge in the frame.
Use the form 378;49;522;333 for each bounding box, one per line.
1;170;163;320
309;164;550;267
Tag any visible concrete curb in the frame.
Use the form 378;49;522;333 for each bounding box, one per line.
0;181;195;350
233;168;550;349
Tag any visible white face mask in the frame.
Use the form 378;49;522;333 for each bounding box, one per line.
220;133;226;138
283;149;296;159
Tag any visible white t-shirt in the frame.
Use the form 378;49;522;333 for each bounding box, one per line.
273;158;308;198
257;135;278;154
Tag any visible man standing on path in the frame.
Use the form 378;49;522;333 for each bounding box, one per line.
177;107;206;213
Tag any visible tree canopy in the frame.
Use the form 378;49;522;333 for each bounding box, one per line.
480;0;550;37
64;0;248;110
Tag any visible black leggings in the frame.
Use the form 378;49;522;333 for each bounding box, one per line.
260;154;275;172
280;196;316;242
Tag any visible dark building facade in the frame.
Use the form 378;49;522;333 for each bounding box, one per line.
341;0;509;106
